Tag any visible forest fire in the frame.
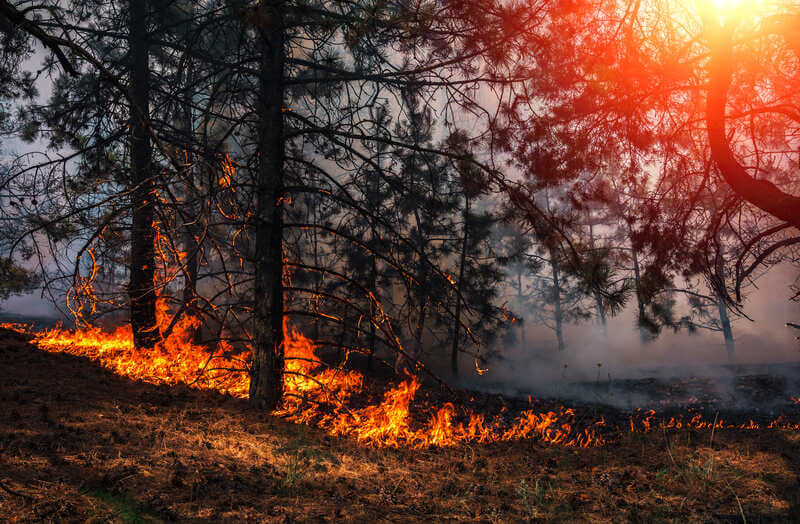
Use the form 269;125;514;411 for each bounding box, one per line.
6;0;800;517
4;316;800;449
0;318;606;448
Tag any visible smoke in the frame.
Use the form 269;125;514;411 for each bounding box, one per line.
459;263;800;410
0;291;61;322
3;239;799;413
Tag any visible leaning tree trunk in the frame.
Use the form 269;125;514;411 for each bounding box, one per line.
249;2;285;410
128;0;160;349
707;26;800;229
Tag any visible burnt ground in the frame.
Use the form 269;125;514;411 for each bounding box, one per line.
567;367;800;415
477;362;800;426
3;330;800;522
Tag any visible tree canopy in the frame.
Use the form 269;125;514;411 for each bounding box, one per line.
1;0;799;409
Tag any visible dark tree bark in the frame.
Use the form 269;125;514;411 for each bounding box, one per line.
410;207;429;369
713;236;734;361
395;203;429;375
366;154;382;371
128;0;160;349
180;105;200;345
181;172;199;306
179;19;199;317
249;1;286;410
367;252;378;371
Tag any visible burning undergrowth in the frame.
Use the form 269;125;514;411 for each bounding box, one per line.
4;317;800;449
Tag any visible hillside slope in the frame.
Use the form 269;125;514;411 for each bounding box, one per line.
1;329;799;522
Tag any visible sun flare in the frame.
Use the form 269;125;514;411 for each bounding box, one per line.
699;0;780;24
710;0;741;10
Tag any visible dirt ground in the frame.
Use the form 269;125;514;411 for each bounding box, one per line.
2;329;800;522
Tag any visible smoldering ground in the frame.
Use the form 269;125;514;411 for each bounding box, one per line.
461;264;800;413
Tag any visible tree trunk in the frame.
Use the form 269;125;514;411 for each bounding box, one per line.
311;170;321;343
396;206;428;374
595;292;607;332
631;246;649;344
707;27;800;228
366;154;381;371
716;298;735;362
517;270;525;344
367;254;377;371
413;299;428;362
588;215;607;334
451;197;470;376
249;2;285;410
713;233;734;362
411;208;429;369
549;247;565;352
180;75;199;322
128;0;160;349
181;177;199;307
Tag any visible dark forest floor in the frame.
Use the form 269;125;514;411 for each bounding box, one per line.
2;330;800;522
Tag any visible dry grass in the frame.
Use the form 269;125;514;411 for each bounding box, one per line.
1;330;799;522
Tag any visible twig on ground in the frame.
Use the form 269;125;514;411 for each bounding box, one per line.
724;478;747;523
662;426;677;467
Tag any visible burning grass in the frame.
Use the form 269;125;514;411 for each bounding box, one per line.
4;317;800;454
1;319;611;448
2;328;800;521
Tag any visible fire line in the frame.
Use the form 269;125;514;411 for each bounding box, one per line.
3;318;800;449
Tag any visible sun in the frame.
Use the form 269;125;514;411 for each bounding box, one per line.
713;0;792;24
696;0;767;25
710;0;741;11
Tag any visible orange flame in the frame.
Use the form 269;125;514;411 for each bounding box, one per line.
219;154;236;189
0;315;611;448
3;317;800;448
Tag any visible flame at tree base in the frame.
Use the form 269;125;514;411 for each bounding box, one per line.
2;319;800;448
